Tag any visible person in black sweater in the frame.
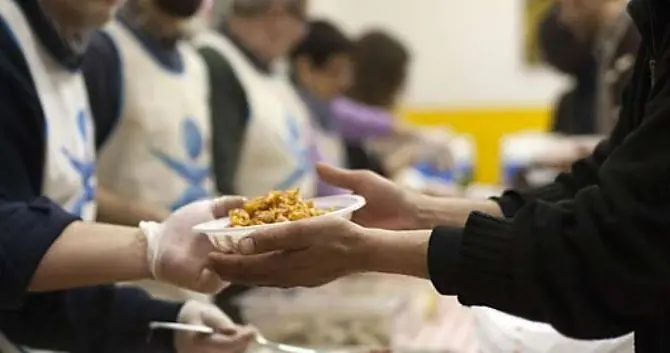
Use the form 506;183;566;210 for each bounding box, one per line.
209;0;670;351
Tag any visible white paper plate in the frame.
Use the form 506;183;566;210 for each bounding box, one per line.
194;194;366;252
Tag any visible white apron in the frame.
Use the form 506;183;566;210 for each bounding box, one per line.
0;0;96;351
194;31;317;198
0;0;97;221
98;21;214;212
100;20;213;303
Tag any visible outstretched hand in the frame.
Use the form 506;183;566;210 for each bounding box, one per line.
208;217;370;288
317;164;423;230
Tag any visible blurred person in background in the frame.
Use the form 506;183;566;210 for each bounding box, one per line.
333;30;413;178
333;31;454;182
83;0;216;303
194;0;316;199
527;0;638;175
540;3;598;136
290;19;353;170
0;0;253;351
501;4;600;186
558;0;639;135
193;0;311;323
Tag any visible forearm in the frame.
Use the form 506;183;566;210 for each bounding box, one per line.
413;194;503;228
96;187;169;226
2;286;181;352
359;228;431;279
30;221;150;291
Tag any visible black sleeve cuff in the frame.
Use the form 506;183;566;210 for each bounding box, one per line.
0;197;78;309
457;212;516;311
492;183;568;218
429;212;520;313
428;226;463;295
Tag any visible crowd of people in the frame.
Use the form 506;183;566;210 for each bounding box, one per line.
2;0;670;353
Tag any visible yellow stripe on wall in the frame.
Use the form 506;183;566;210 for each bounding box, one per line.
401;107;552;184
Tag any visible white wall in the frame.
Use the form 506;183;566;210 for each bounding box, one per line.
309;0;569;109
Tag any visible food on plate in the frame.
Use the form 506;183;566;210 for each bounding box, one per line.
229;189;328;227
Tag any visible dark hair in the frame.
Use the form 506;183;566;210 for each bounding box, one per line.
291;20;352;68
346;30;410;108
230;0;305;19
538;4;596;77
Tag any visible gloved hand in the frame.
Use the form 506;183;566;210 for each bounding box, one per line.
139;197;245;293
176;300;256;353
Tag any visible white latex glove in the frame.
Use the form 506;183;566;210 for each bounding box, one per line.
139;197;245;293
176;300;256;353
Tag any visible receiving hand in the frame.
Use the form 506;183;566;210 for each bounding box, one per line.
317;163;423;230
176;300;256;353
140;197;245;293
209;217;369;288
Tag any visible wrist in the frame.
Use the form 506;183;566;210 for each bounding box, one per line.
411;193;451;228
357;228;430;278
413;195;502;228
138;221;163;279
133;227;153;280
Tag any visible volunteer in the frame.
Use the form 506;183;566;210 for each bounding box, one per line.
194;0;315;198
210;0;670;351
0;0;253;351
290;19;353;170
83;0;217;302
194;0;310;322
87;0;214;215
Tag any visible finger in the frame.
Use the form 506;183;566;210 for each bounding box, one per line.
208;252;286;285
238;221;312;255
202;331;255;352
194;268;229;294
211;196;246;219
316;163;357;190
200;305;236;332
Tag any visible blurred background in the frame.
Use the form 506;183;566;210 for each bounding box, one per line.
5;0;638;351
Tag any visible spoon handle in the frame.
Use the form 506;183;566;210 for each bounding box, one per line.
149;322;215;334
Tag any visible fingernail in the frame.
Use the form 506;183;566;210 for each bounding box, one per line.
239;237;255;254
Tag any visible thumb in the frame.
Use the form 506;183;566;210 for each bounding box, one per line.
317;163;356;190
211;196;246;219
238;221;310;255
200;304;237;332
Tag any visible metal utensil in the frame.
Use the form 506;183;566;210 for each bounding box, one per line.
149;321;215;334
219;315;318;353
149;320;317;353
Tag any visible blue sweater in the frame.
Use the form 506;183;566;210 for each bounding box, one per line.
0;0;181;351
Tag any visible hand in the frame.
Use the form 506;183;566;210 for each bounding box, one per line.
176;300;256;353
209;217;369;287
317;164;423;230
141;197;245;293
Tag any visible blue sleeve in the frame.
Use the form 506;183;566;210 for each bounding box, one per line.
0;287;182;353
0;197;78;309
0;45;47;201
83;30;123;150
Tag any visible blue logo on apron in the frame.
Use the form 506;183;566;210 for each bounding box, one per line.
276;114;311;190
152;118;210;210
61;110;96;217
